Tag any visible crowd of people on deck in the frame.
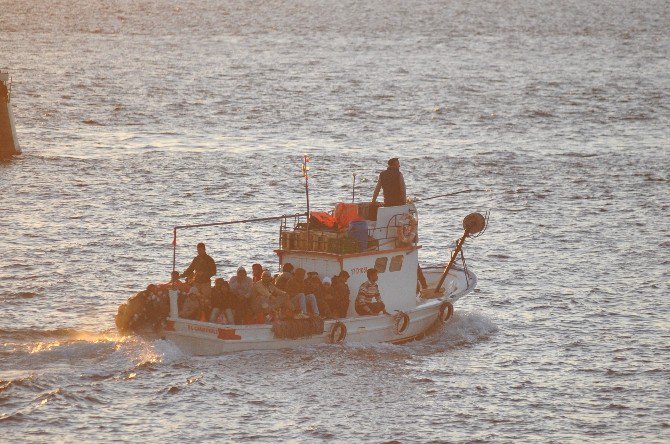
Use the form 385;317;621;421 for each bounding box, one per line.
143;242;363;325
139;242;394;326
119;157;413;332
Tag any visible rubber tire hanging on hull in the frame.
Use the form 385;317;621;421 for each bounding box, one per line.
438;301;454;324
328;321;347;344
394;311;410;334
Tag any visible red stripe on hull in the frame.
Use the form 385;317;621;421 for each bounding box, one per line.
217;328;241;340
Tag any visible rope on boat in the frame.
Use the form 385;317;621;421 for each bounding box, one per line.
414;189;491;203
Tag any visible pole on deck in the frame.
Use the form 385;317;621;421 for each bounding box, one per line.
302;154;311;246
172;228;177;273
423;212;487;297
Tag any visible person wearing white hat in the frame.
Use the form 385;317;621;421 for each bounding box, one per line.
316;276;335;319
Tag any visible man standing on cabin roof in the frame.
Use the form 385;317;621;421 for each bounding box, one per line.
371;157;406;206
180;242;216;298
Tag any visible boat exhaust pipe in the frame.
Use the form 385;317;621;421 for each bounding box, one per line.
421;212;488;298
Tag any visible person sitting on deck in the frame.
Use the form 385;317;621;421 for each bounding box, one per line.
229;266;253;324
251;263;264;283
331;271;351;318
180;287;207;321
209;278;235;324
180;243;216;298
158;270;191;309
251;270;293;322
355;268;390;316
143;284;169;327
316;276;336;319
285;268;320;318
274;263;294;290
305;271;321;296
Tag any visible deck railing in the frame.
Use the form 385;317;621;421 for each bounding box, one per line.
171;212;308;272
279;211;416;255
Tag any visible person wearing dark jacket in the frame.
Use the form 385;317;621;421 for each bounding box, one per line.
372;157;406;206
209;278;235;323
331;271;351;318
274;262;294;290
286;268;320;318
180;242;216;298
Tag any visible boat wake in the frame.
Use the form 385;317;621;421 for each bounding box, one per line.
301;310;498;358
1;327;185;377
0;328;189;423
436;310;499;347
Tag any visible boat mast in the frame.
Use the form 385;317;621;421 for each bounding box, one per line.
302;154;311;245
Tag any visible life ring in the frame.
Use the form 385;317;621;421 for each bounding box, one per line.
328;321;347;344
394;311;410;334
438;301;454;324
401;225;417;244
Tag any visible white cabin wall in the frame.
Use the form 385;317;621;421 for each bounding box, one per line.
342;249;419;316
279;253;342;279
368;204;416;251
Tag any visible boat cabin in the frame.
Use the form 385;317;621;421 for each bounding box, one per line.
276;202;420;317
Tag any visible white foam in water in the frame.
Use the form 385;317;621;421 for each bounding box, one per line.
149;338;186;364
439;310;499;346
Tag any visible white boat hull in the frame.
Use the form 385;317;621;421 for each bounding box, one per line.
164;266;476;355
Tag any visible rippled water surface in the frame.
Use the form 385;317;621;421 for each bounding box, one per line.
1;0;669;442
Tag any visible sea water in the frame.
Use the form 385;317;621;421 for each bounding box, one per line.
1;0;668;441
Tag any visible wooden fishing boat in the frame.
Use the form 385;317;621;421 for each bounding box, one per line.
162;201;486;355
116;157;488;355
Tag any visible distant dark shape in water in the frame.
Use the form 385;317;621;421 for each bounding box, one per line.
0;71;21;160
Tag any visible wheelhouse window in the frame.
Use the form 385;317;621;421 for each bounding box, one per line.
374;257;388;273
389;255;404;272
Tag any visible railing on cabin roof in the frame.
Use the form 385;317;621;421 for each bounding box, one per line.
279;209;417;255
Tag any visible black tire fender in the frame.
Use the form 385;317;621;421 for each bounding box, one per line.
329;321;347;344
394;311;410;334
438;301;454;324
